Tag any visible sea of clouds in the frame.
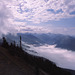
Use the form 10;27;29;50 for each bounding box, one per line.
24;44;75;70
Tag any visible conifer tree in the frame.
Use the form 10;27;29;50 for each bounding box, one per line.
2;37;8;48
20;36;22;49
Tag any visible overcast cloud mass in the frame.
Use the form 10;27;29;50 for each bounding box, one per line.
0;0;75;36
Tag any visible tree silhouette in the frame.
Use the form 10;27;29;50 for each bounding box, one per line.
2;37;9;48
14;41;16;47
20;36;22;49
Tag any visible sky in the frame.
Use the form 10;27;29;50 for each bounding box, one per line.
0;0;75;36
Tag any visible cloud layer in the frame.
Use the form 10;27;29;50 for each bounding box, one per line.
27;44;75;70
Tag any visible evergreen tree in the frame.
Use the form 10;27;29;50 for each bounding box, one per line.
20;36;22;49
2;37;9;48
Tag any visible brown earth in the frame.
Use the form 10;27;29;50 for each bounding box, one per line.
0;46;48;75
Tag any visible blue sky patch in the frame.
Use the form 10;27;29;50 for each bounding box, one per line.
70;11;75;15
47;9;63;14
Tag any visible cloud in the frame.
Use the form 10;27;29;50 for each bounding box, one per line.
19;25;75;36
0;0;17;37
0;0;75;36
8;0;75;23
17;25;50;33
0;0;26;37
13;23;75;36
27;44;75;70
46;27;75;36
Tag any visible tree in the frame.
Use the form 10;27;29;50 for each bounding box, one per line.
20;36;22;49
2;37;9;48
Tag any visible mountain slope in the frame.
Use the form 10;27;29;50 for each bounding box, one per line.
0;44;72;75
0;46;48;75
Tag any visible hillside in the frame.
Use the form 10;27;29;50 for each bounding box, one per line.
0;46;48;75
0;44;73;75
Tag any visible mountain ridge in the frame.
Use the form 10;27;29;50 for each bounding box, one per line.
5;33;75;51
